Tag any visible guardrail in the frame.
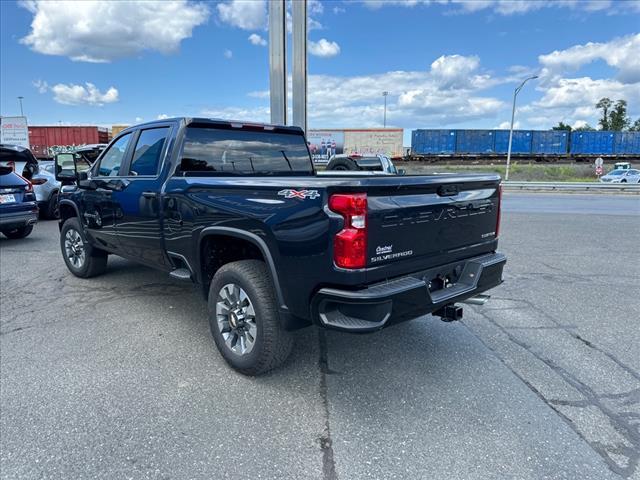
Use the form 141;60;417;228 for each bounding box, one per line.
503;181;640;193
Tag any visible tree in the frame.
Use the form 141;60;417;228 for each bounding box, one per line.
608;100;630;131
574;124;595;131
552;122;572;131
629;119;640;132
596;97;612;130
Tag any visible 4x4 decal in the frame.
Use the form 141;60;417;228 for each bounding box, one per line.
277;189;320;199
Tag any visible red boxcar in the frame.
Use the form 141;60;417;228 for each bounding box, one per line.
28;126;109;159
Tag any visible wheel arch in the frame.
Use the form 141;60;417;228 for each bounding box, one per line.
197;227;286;311
58;200;80;229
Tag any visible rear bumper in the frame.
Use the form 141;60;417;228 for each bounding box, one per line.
311;252;506;332
0;209;39;230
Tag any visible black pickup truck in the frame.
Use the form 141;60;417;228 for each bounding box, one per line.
55;118;505;375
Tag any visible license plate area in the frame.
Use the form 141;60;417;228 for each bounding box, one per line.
0;194;16;204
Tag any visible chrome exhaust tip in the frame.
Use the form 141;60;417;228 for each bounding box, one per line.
462;294;491;306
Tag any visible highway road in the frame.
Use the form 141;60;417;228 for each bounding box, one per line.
1;194;638;479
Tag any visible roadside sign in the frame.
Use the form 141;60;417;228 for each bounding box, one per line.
0;116;29;148
595;157;603;167
595;165;603;176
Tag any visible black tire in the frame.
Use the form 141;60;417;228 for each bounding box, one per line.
2;225;33;239
208;260;293;376
326;157;360;171
60;217;108;278
46;192;60;220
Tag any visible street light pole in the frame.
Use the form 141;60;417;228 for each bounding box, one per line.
17;96;24;116
382;91;389;128
505;75;537;181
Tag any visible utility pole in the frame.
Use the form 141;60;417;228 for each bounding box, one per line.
269;0;287;125
292;0;307;133
382;91;389;128
17;96;24;116
505;76;537;181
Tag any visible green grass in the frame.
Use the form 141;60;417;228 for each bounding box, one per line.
396;162;598;182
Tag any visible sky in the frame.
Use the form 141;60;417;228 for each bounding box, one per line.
1;0;639;145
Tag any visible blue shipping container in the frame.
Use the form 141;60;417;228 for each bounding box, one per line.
456;130;495;154
570;131;615;155
494;130;533;154
411;129;457;154
613;131;640;155
532;131;568;154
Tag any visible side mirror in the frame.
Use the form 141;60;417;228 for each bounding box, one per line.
54;153;79;182
398;168;406;175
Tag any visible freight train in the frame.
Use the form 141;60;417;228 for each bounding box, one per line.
27;126;110;159
409;129;640;162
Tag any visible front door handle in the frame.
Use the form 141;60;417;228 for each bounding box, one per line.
142;191;158;199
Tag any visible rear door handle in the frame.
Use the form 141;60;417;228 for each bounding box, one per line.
142;191;158;199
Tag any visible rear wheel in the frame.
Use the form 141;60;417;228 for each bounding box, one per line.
208;260;293;376
60;217;107;278
2;225;33;239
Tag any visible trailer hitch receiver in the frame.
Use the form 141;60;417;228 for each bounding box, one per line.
433;304;463;322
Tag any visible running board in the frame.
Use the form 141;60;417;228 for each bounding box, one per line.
169;268;192;282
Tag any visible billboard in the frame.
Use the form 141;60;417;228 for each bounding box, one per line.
0;116;29;148
308;129;403;163
344;129;403;157
307;130;344;164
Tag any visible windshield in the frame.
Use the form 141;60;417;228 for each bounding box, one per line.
178;127;313;176
608;170;625;175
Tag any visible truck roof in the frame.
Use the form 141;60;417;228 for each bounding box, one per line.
121;117;304;136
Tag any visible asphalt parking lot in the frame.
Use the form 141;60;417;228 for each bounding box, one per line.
1;193;639;480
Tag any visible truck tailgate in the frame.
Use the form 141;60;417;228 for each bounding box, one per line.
366;178;500;273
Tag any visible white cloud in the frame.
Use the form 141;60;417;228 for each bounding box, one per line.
430;54;481;89
135;117;143;123
539;33;640;83
309;39;341;57
333;6;346;14
157;114;170;120
32;79;48;93
224;49;233;59
50;83;119;106
20;0;209;63
217;0;266;30
224;54;506;128
248;33;267;46
201;106;270;123
361;0;640;15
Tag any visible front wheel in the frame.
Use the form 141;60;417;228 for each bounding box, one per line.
2;225;33;239
208;260;293;376
60;217;107;278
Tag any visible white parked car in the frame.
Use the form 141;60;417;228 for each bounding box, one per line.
599;168;640;184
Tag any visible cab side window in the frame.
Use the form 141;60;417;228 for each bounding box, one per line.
97;133;132;177
129;127;169;176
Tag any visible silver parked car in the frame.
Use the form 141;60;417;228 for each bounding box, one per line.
31;161;61;219
599;168;640;183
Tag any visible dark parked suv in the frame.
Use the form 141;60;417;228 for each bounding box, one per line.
0;166;38;239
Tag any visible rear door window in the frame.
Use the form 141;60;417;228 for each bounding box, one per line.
178;127;313;175
129;127;169;176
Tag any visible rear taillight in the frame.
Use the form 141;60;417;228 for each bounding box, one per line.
329;193;367;269
31;177;48;185
495;184;502;238
16;173;33;192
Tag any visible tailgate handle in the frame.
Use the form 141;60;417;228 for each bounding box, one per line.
437;185;459;197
